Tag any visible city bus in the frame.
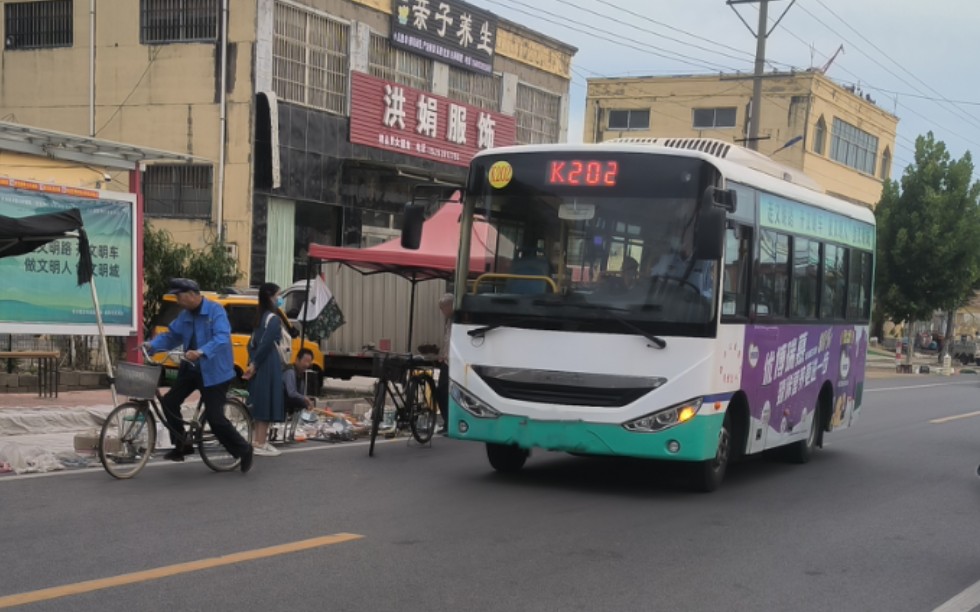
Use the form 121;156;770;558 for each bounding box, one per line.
410;137;874;492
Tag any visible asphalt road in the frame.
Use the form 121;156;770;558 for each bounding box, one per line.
3;376;980;612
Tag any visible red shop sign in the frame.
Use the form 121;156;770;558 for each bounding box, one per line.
349;71;517;167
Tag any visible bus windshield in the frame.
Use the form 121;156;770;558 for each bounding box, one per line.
460;151;721;337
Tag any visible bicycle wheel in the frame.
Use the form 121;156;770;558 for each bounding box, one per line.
99;401;156;480
368;381;386;457
407;374;437;444
198;398;253;472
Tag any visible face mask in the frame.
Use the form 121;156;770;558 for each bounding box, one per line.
276;297;285;309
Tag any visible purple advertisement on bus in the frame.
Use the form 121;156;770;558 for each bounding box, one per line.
742;324;868;436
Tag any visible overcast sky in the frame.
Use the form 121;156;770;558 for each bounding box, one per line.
469;0;980;181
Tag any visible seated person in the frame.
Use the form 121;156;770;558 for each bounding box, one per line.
599;256;640;294
648;241;715;301
283;348;316;414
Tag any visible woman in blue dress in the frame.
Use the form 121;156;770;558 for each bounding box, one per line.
243;282;285;457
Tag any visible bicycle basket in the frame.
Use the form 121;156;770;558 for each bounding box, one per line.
113;362;162;399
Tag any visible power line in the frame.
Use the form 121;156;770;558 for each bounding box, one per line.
480;0;741;73
553;0;785;69
765;13;980;155
809;0;980;120
794;1;980;134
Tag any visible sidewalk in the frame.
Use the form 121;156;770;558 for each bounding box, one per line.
0;378;376;476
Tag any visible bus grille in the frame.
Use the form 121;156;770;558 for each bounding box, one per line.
473;366;664;408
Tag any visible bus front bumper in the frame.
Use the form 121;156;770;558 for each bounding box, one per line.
448;400;726;462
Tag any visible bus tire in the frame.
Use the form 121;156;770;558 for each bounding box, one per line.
486;443;528;473
783;400;820;464
690;411;731;493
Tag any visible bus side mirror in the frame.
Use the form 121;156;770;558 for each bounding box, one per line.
706;187;737;213
401;202;425;250
694;186;728;260
694;207;725;260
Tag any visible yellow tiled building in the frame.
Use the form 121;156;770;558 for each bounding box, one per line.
584;71;898;209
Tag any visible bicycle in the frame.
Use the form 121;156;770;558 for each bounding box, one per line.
98;348;253;479
368;352;438;457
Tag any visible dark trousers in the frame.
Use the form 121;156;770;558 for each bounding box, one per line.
436;362;449;427
161;365;251;458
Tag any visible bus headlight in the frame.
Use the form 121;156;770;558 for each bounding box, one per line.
623;398;702;433
450;383;501;419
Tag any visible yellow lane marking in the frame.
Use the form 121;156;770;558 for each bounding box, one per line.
0;532;363;609
930;410;980;424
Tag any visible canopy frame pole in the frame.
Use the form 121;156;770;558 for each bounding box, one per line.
407;271;417;354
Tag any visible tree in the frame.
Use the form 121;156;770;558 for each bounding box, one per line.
875;133;980;338
142;223;240;333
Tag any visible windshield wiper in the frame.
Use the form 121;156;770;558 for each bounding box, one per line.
530;299;667;349
467;317;537;338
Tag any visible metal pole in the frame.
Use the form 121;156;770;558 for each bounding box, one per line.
747;0;768;151
300;258;314;348
407;273;417;354
89;278;117;407
215;0;229;240
89;0;95;136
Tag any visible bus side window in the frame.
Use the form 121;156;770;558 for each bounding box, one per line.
722;224;752;318
755;230;789;318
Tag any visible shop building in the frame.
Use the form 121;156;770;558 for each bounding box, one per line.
0;0;576;286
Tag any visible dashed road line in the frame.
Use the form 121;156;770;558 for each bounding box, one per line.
932;576;980;612
0;533;363;609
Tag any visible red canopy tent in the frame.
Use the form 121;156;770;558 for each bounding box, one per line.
305;202;502;353
307;202;498;281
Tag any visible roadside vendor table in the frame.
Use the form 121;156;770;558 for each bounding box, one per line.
0;351;60;398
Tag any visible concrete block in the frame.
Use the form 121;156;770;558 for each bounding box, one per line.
19;374;37;389
59;371;81;387
0;373;16;388
79;372;102;387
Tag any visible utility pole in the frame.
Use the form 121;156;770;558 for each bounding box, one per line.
727;0;797;150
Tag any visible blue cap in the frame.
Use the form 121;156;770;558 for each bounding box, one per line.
166;278;200;294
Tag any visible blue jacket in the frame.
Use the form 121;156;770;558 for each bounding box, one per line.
148;297;236;387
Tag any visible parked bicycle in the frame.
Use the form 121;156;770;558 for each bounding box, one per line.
99;348;253;479
368;352;438;457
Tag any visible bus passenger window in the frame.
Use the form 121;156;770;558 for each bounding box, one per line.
821;244;848;319
756;230;789;317
722;225;752;318
847;250;873;320
791;237;819;319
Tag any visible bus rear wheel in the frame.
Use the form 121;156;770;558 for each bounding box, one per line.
486;443;528;473
690;412;731;493
783;403;819;464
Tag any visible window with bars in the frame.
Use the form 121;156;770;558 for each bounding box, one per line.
692;107;737;129
515;83;561;145
830;117;878;175
447;66;501;111
272;2;349;115
368;34;431;92
4;0;73;50
607;109;650;131
140;0;218;44
144;165;213;219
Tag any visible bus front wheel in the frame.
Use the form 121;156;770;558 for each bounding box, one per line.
690;412;731;493
486;443;528;473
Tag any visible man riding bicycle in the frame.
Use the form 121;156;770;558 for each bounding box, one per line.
145;278;254;473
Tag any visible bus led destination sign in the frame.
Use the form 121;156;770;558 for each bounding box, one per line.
546;160;619;187
760;194;875;251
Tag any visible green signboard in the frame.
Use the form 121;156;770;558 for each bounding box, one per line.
759;193;875;251
0;184;137;335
